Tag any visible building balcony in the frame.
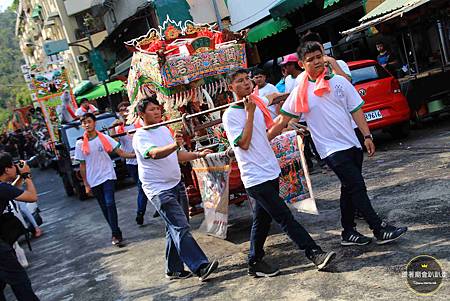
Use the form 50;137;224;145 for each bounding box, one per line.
64;0;99;16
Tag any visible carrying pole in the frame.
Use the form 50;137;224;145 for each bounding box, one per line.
111;100;245;138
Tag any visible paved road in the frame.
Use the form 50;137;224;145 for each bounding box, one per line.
6;117;450;301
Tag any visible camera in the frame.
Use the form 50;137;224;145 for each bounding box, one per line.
13;156;38;174
14;160;25;174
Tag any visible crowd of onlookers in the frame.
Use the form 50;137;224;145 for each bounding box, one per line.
0;130;39;161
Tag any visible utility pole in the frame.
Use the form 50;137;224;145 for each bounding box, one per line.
83;14;112;111
211;0;223;30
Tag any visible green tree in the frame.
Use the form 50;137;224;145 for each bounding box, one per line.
0;7;31;128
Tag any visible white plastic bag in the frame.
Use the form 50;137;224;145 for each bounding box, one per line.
13;242;29;268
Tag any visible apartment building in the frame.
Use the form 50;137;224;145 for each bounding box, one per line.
16;0;229;85
15;0;109;85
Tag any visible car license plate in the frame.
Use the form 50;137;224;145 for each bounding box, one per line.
364;110;383;122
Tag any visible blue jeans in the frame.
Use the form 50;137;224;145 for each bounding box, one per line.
149;181;209;273
324;147;382;232
127;164;148;215
0;240;39;301
91;180;122;238
245;178;318;264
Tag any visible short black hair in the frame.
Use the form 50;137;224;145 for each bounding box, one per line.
284;61;302;70
80;98;89;104
0;152;14;176
117;101;130;110
226;68;249;83
80;112;96;122
252;68;266;77
137;94;159;113
297;41;323;60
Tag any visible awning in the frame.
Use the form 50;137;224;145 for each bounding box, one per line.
150;0;193;25
361;0;413;22
73;80;94;96
323;0;341;9
247;18;292;43
31;4;42;19
296;1;362;34
76;81;125;101
342;0;430;36
269;0;313;19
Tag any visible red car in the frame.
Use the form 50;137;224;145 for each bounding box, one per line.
348;60;411;138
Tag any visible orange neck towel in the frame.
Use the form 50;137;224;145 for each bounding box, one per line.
253;85;260;96
249;93;274;129
81;104;96;113
82;131;113;155
66;105;76;118
295;70;331;113
116;119;143;134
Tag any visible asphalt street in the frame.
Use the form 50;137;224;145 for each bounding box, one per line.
6;116;450;301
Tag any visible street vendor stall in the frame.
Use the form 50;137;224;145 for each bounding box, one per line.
342;0;450;121
122;17;317;239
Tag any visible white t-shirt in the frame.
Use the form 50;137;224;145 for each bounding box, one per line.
132;126;181;199
118;124;138;165
258;83;279;119
284;75;299;93
258;83;278;98
74;135;119;187
222;105;281;188
281;74;364;159
292;60;351;87
75;105;98;117
337;60;351;78
291;60;357;126
336;60;358;129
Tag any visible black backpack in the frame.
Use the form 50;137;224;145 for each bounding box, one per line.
0;202;31;250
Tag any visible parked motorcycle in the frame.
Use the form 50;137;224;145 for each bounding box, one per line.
30;128;56;169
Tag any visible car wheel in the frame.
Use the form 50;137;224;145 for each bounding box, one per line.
389;121;411;139
62;174;74;196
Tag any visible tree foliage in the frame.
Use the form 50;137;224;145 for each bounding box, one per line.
0;7;31;127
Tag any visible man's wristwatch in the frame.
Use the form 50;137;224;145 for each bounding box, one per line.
364;134;374;140
20;172;32;179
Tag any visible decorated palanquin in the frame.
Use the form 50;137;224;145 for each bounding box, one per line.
124;18;316;238
125;17;248;229
125;17;247;124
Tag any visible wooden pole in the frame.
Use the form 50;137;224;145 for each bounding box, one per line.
111;100;245;138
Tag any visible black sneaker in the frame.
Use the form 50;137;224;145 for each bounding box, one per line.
308;249;336;271
248;260;280;278
136;213;144;225
374;222;408;245
197;260;219;282
355;210;364;220
341;229;372;246
165;270;192;280
112;236;124;247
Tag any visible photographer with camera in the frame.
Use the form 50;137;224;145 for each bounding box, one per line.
0;152;40;300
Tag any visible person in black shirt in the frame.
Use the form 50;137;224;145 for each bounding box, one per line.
0;152;40;301
11;130;26;160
